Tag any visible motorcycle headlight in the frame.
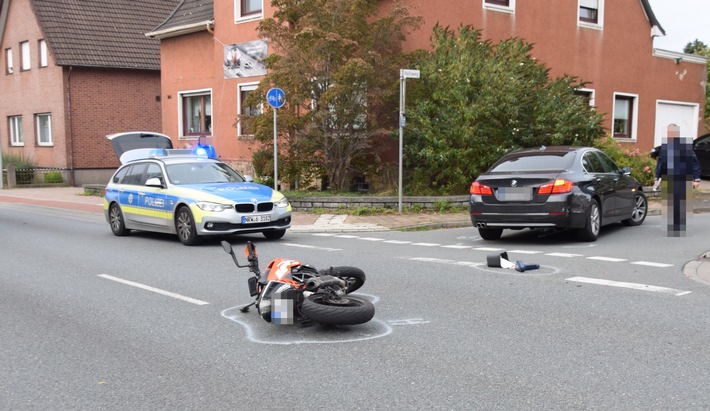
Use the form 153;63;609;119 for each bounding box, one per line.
275;197;290;208
196;201;231;212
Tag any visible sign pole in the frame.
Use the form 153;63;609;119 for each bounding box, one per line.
266;87;286;191
398;69;419;213
398;73;405;213
273;107;278;190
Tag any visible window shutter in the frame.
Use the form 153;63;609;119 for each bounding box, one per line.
580;0;598;9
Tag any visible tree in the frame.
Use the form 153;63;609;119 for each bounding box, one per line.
243;0;421;191
683;39;710;131
403;25;605;194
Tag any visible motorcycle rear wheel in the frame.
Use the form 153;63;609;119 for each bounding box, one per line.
318;266;365;293
301;294;375;326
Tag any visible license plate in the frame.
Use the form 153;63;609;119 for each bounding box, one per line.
496;187;532;201
242;215;271;224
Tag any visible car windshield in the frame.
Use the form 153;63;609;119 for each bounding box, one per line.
166;162;246;185
490;152;576;173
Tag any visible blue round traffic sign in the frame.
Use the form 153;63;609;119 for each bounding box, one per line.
266;88;286;108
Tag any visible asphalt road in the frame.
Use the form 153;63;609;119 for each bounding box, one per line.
2;203;710;410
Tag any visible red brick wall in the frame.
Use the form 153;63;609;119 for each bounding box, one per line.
68;68;162;169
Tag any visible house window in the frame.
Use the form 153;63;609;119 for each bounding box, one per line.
238;82;261;138
38;40;48;68
181;91;212;137
573;88;595;108
36;113;52;145
5;48;13;74
9;116;23;145
613;94;637;139
20;41;30;70
483;0;515;12
236;0;263;21
578;0;604;27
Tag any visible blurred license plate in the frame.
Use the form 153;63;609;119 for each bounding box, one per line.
497;187;532;201
242;215;271;224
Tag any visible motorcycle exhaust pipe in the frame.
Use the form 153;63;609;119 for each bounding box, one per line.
305;276;346;291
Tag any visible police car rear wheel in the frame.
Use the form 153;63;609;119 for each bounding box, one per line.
176;206;202;245
109;203;130;236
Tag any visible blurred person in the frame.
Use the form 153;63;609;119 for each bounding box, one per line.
653;124;701;236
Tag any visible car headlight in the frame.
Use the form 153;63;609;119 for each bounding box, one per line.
275;197;290;208
195;201;231;212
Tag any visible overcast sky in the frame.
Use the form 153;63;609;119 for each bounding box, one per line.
647;0;710;52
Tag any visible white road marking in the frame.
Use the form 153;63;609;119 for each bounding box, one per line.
586;256;628;262
566;276;691;296
283;243;341;251
98;274;210;305
546;252;583;258
631;261;674;268
388;319;431;326
309;235;675;269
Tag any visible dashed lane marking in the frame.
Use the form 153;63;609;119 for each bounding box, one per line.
631;261;674;268
98;274;209;305
566;276;691;296
587;256;628;262
307;234;675;269
283;243;341;251
545;252;584;258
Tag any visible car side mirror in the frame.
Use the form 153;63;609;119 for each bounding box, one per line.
145;177;164;188
243;175;254;182
621;167;631;176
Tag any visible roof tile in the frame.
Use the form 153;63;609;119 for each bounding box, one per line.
31;0;181;70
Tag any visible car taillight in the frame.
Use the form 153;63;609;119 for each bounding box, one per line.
538;179;574;195
470;181;493;195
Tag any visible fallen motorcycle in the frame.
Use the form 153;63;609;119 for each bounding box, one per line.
221;240;375;326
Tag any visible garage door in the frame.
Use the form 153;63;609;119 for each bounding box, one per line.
655;101;699;145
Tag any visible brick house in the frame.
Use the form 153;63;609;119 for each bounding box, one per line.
147;0;707;182
0;0;179;186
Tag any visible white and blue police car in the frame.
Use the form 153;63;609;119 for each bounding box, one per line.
103;132;291;245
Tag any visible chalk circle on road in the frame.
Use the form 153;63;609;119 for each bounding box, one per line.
220;293;393;345
471;263;560;276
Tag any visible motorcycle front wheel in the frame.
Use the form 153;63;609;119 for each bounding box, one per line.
301;294;375;326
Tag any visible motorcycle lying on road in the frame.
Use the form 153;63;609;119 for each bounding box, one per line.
221;240;375;326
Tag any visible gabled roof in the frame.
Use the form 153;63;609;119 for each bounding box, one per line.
640;0;666;37
30;0;180;70
145;0;214;40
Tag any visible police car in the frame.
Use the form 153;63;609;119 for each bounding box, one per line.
103;132;291;245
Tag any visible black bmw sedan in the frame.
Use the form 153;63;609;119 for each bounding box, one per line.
469;146;648;242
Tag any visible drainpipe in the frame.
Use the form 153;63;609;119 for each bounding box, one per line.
66;66;75;186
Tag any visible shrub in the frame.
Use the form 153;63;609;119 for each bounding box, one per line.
594;136;656;187
44;171;64;184
2;152;37;185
